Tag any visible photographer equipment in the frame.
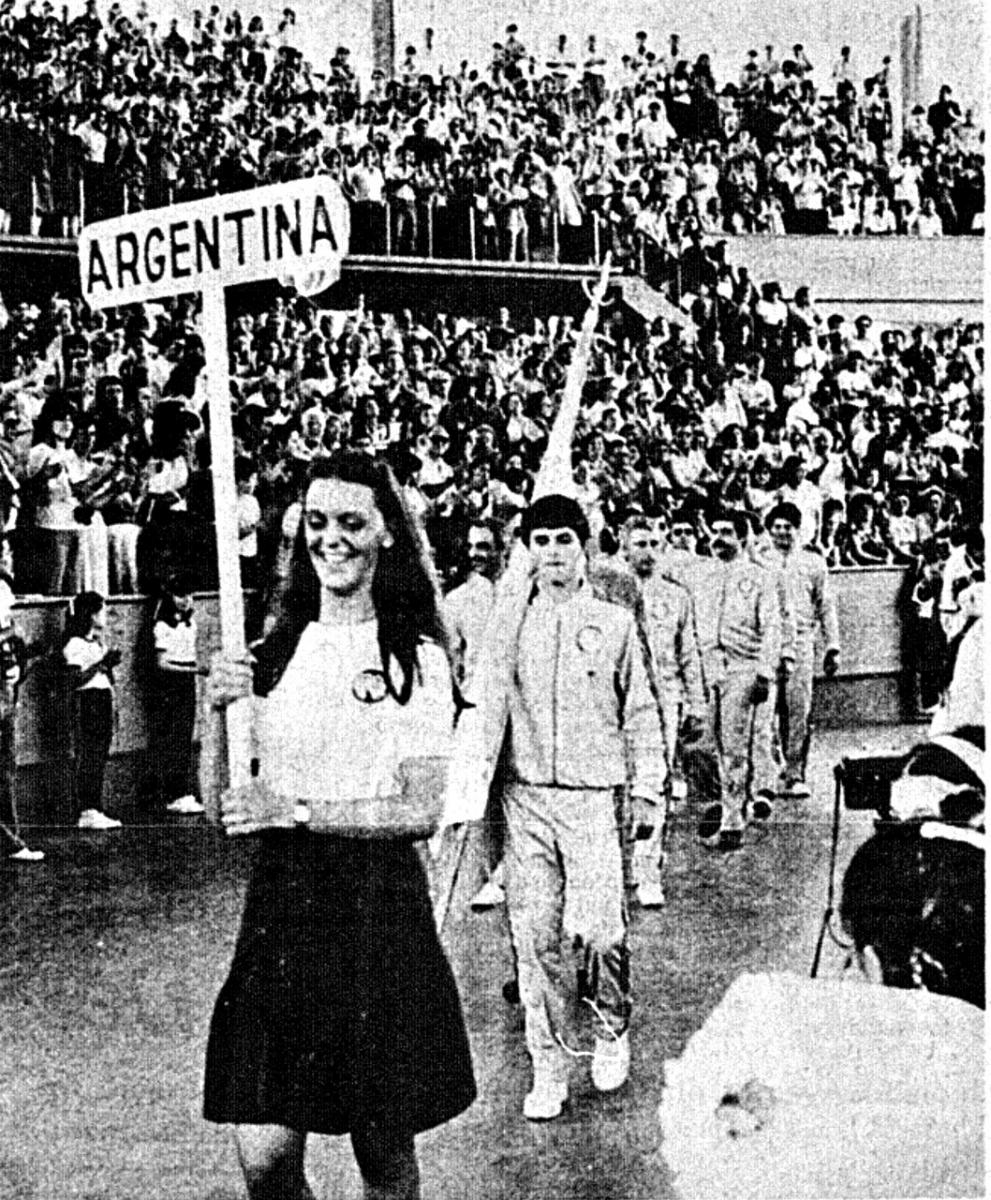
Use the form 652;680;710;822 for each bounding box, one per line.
810;752;904;978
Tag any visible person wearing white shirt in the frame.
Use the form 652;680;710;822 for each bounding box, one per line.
203;454;475;1198
236;458;261;589
445;521;506;912
23;402;94;595
911;197;944;237
149;579;204;815
62;591;122;830
776;457;822;546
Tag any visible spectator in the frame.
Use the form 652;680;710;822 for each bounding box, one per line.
147;575;204;816
21;399;92;595
63;590;122;831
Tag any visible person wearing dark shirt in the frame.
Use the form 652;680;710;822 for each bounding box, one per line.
927;85;962;143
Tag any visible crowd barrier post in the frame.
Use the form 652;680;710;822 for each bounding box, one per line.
384;200;392;256
427;197;435;258
593;211;601;264
551;209;560;263
468;207;476;260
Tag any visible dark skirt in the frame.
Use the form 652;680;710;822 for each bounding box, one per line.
203;831;476;1136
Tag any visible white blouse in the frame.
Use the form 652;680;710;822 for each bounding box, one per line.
63;635;112;691
154;618;198;671
255;620;454;805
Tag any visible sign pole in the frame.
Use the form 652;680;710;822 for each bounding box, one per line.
201;280;252;794
77;176;350;822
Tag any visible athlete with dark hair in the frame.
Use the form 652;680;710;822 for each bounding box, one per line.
502;493;663;1119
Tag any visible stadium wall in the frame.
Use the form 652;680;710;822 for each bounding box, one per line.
11;569;916;821
720;235;983;327
0;235;982;327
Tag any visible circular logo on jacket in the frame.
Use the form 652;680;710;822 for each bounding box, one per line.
352;669;388;704
737;576;756;598
576;624;604;655
648;598;672;624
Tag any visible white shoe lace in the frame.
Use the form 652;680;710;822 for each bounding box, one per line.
553;998;624;1059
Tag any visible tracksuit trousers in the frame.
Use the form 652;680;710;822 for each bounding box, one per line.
710;668;765;833
504;783;630;1074
630;692;679;889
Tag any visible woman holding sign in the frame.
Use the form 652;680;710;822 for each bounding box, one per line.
204;453;475;1200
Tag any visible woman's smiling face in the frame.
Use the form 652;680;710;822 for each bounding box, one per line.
303;477;392;597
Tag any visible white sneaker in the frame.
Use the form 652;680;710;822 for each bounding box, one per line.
470;876;506;910
523;1060;568;1121
591;1030;631;1093
780;778;811;799
78;809;122;831
9;846;44;862
165;795;205;815
636;880;667;908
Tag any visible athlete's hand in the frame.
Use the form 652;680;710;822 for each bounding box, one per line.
220;781;295;837
680;714;704;743
823;648;840;677
750;675;771;706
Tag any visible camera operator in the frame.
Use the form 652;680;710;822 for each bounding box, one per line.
842;729;984;1010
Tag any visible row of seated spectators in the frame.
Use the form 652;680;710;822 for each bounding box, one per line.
0;261;980;612
0;5;983;252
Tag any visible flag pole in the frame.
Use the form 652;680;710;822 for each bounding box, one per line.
432;256;613;934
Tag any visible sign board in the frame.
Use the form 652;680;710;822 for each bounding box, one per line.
77;176;350;807
79;175;350;309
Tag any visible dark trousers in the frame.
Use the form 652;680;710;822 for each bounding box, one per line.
0;712;23;852
74;689;113;815
150;673;196;803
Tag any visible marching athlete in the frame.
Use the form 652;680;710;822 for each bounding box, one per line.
623;516;704;905
501;494;663;1119
761;502;839;797
692;509;781;850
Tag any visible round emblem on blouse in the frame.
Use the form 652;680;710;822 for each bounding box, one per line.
576;624;605;655
737;577;756;598
351;669;388;704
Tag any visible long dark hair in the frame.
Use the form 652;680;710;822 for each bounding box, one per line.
253;453;453;704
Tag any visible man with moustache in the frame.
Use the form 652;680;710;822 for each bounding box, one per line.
445;519;503;687
445;520;511;911
760;502;839;797
502;494;662;1120
692;509;781;851
623;516;704;906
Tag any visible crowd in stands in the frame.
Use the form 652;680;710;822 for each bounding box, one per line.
0;5;984;254
0;256;981;703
